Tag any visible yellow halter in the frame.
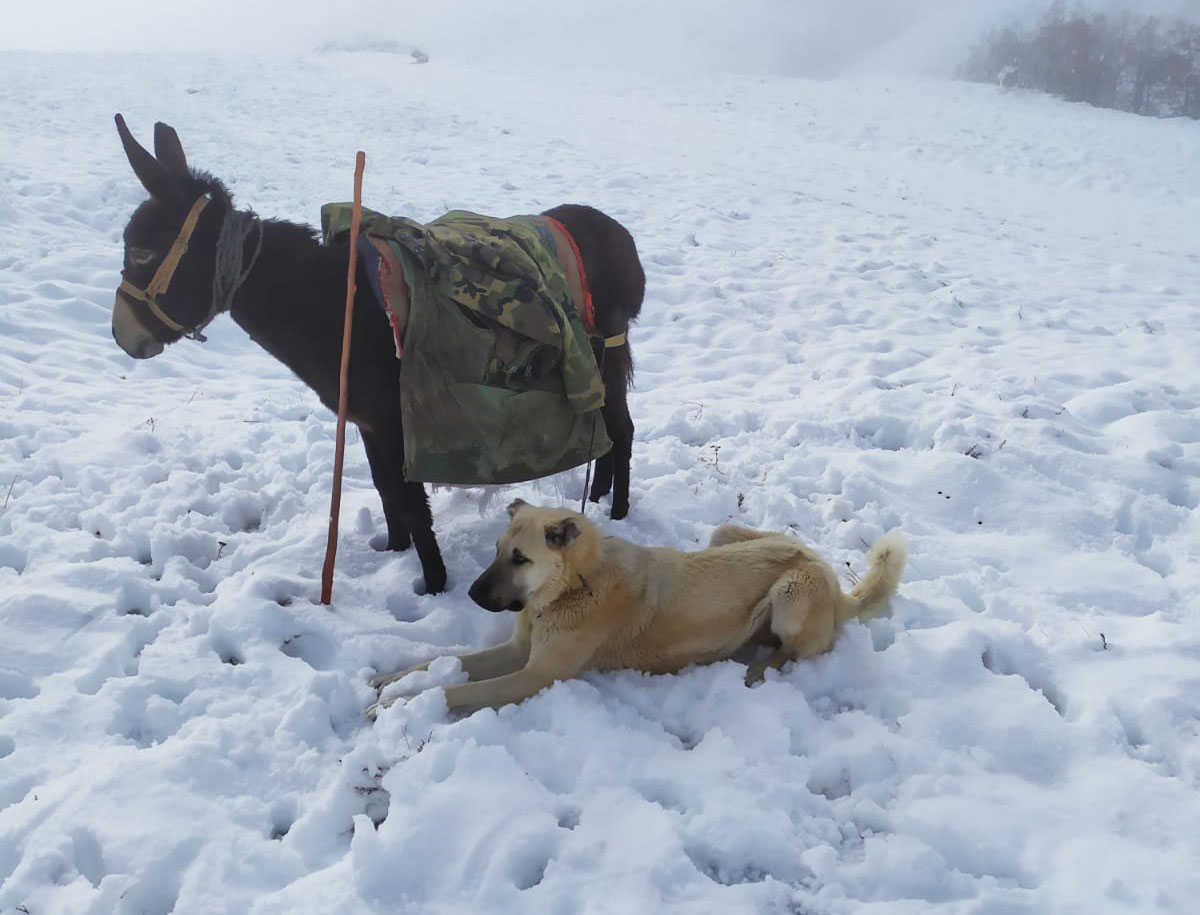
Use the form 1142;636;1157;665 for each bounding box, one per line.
117;195;210;334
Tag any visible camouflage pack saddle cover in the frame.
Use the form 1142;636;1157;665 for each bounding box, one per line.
321;204;613;484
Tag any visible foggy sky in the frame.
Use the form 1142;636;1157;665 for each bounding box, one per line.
4;1;1196;78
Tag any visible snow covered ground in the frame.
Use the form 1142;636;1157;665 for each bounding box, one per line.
1;49;1199;914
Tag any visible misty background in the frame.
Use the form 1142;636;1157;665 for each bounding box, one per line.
5;0;1197;78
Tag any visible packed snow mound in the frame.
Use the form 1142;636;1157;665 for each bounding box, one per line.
1;51;1198;914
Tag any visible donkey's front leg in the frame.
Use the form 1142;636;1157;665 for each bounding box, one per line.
362;427;446;594
397;481;446;594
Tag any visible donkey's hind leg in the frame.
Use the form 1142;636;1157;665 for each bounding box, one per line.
592;351;634;519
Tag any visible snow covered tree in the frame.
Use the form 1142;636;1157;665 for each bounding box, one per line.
959;3;1200;120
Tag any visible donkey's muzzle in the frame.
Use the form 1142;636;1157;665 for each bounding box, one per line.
112;294;164;359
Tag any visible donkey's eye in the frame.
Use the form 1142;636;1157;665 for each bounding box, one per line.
127;247;158;266
511;550;531;566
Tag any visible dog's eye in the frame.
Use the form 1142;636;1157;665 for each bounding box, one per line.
511;550;531;566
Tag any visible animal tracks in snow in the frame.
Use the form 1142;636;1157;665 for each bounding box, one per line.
3;51;1200;915
0;542;26;575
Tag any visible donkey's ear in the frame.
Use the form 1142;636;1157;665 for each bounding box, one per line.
115;113;175;200
153;121;189;176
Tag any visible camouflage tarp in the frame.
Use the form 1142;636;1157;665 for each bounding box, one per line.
321;205;612;485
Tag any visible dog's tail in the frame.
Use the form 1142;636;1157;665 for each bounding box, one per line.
837;532;907;622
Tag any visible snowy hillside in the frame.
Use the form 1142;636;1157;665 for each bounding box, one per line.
1;50;1199;914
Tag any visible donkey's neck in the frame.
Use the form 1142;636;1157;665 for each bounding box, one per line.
226;217;394;416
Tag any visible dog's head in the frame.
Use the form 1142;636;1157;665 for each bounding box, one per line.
468;499;599;612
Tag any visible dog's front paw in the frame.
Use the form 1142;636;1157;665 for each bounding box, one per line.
364;695;399;721
368;670;405;691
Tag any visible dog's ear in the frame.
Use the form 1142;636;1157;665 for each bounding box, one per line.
544;518;580;550
506;498;529;518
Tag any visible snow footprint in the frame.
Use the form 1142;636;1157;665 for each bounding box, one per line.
385;591;429;623
0;542;26;575
280;631;338;671
684;843;773;888
980;638;1066;717
208;631;245;667
498;828;561;891
71;827;107;889
112;691;189;748
806;743;898;802
630;776;690;815
75;615;168;696
220;492;266;534
0;668;38;702
269;799;298;840
112;837;202;915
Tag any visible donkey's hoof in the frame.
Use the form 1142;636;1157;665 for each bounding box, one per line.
418;570;447;596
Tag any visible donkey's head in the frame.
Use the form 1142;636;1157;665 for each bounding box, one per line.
113;115;257;358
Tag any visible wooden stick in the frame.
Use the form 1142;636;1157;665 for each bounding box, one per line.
321;150;366;605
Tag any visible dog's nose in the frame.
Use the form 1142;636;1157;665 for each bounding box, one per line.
467;577;489;609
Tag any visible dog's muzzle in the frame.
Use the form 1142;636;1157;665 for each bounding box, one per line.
468;575;523;613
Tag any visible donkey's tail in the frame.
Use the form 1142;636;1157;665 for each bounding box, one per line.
837;532;907;622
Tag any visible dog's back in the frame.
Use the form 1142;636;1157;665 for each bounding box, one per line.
579;531;829;674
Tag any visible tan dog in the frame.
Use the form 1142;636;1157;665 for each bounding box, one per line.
367;500;906;717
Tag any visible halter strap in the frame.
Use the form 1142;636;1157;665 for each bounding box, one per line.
118;195;211;332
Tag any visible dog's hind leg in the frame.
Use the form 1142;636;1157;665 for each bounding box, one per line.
743;566;838;685
745;647;793;685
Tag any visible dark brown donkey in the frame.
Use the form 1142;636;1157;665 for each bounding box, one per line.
110;116;644;595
